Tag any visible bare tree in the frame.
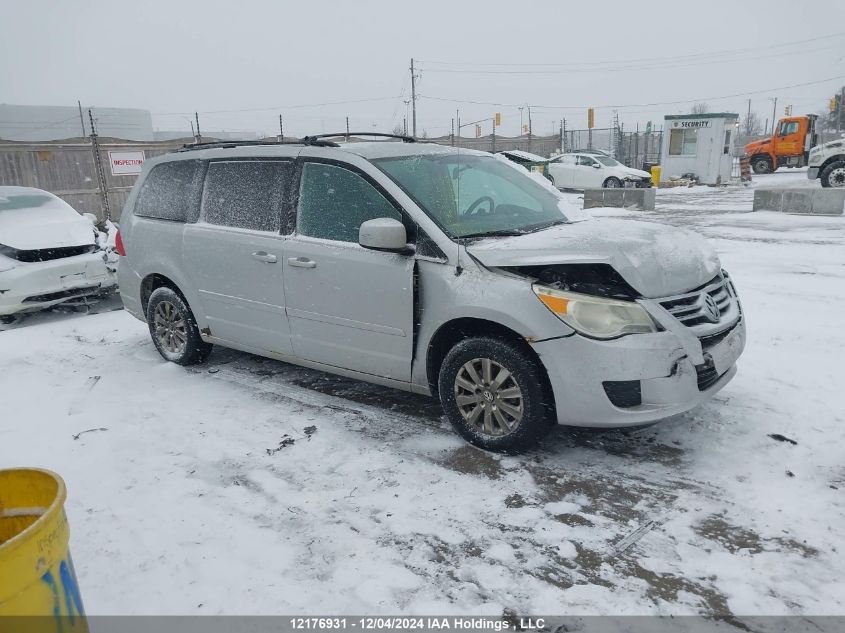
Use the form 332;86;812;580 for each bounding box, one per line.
742;111;763;136
391;123;403;136
691;102;710;114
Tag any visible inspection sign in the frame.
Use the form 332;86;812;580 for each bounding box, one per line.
108;150;146;176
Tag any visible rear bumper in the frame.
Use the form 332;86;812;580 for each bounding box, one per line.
0;251;116;316
534;318;745;428
807;167;820;180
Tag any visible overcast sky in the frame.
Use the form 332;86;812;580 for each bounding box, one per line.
2;0;844;138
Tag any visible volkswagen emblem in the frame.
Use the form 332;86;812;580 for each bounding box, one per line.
702;294;721;323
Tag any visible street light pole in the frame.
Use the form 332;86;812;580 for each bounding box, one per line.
769;97;778;135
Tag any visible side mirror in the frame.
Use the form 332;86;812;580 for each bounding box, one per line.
359;218;409;253
592;163;601;169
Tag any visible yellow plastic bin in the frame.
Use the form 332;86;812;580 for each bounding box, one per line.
0;469;87;631
650;165;661;185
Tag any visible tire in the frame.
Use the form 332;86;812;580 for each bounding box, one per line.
146;287;212;365
438;337;554;453
603;177;622;188
820;160;845;188
751;156;772;174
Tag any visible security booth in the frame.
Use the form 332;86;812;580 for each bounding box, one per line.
659;112;739;185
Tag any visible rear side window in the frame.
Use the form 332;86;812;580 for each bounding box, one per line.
298;162;402;243
134;160;202;221
201;160;289;232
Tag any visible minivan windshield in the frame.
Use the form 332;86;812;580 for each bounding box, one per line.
373;154;570;239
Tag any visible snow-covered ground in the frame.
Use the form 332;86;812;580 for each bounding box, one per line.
1;169;843;619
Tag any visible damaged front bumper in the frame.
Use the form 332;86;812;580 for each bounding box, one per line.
0;251;116;316
533;317;745;428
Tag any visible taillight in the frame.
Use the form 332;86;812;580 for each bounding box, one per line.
115;230;126;256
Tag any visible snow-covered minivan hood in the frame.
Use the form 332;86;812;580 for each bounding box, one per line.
619;165;652;179
466;219;721;298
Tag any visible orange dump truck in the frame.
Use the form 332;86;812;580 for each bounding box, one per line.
745;114;818;174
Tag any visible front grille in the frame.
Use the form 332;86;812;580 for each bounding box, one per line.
9;244;96;263
658;274;740;336
603;380;642;408
22;286;101;303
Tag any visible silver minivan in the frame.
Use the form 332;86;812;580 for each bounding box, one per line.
117;136;746;452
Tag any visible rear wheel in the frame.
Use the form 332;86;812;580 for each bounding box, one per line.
820;160;845;188
438;337;553;453
751;156;772;174
603;177;622;188
146;287;212;365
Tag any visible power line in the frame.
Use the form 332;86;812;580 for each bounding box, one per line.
417;31;845;68
418;43;843;75
419;75;845;111
154;95;404;117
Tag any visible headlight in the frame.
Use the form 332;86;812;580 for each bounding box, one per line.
533;285;657;339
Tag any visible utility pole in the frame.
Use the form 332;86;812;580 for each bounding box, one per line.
88;109;110;221
346;116;350;141
77;100;86;137
451;118;455;146
456;110;460;138
771;98;778;134
410;58;417;137
839;86;845;134
561;118;566;154
194;112;202;143
527;104;532;153
279;115;284;141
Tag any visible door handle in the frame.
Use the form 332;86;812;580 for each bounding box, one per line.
287;257;317;269
252;251;277;263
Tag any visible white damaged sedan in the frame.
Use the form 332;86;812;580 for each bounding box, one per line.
0;186;116;320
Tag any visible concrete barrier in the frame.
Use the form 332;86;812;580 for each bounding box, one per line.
753;189;845;215
583;188;656;211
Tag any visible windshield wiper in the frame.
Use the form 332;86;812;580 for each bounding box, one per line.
458;229;528;240
524;219;567;233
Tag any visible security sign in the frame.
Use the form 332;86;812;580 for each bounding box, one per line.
108;150;145;176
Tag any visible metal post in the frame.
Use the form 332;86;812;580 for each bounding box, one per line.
410;58;417;137
491;118;496;153
88;109;110;221
279;115;284;141
451;118;454;146
456;110;460;138
194;112;202;143
839;86;844;133
746;99;752;137
527;105;532;153
346;117;350;141
77;100;86;137
559;120;564;155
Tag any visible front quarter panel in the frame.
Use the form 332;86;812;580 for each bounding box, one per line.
411;257;574;389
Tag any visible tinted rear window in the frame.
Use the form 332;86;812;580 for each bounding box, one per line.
134;160;202;221
201;160;290;232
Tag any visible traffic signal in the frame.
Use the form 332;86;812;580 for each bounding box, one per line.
831;97;839;113
522;124;529;134
587;108;595;129
494;112;502;126
475;124;482;138
784;105;792;116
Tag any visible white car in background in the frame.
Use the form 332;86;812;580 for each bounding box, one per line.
0;186;116;322
548;152;652;190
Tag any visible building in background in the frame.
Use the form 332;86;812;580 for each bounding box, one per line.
0;104;155;141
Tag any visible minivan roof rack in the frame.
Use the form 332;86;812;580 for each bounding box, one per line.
302;132;417;143
177;139;339;152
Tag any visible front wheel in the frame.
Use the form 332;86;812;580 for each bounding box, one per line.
820;160;845;188
146;287;212;365
438;337;554;453
751;156;772;174
603;177;622;188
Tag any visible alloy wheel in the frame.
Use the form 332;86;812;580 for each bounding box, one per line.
153;300;188;355
454;358;523;437
829;167;845;187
